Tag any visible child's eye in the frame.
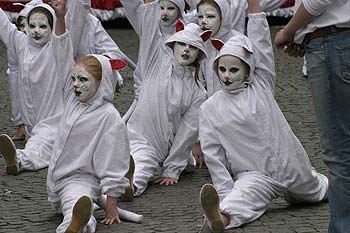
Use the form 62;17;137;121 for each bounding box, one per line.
189;45;197;50
160;6;164;10
178;42;186;46
168;7;175;10
79;77;88;82
71;76;76;82
40;25;47;29
219;66;226;73
198;15;203;19
29;24;35;29
230;68;239;73
207;15;216;19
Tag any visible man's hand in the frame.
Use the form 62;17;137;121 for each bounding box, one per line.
153;177;178;186
101;196;122;225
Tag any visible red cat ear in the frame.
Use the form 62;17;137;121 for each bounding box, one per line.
110;59;127;70
176;19;185;32
211;39;224;51
200;30;212;42
185;1;190;12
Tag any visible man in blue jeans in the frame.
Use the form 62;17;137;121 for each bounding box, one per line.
275;0;350;232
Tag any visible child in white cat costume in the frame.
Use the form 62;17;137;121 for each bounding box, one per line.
125;0;209;195
45;3;132;231
198;1;328;232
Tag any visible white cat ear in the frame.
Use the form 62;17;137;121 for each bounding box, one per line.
110;59;127;70
210;38;224;51
200;30;212;42
176;19;185;32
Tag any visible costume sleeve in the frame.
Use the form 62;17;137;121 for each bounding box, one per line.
231;0;248;34
199;109;234;201
65;0;90;59
0;9;24;56
163;88;207;179
303;0;335;16
247;13;276;93
51;31;75;102
119;0;144;35
94;115;130;197
90;16;136;69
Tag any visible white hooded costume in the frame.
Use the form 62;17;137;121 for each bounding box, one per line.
199;13;328;228
46;30;130;233
120;0;188;122
199;0;246;97
0;3;63;136
125;0;207;196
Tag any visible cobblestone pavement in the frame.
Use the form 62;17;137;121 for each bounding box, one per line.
0;25;329;233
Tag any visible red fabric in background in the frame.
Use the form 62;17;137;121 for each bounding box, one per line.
0;1;27;12
281;0;295;8
91;0;122;10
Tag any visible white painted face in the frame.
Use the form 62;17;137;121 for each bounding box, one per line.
17;17;26;33
173;41;199;66
71;65;100;102
160;0;180;26
28;12;52;46
198;3;221;37
217;55;249;91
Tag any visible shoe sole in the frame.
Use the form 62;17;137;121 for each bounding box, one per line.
121;155;135;202
0;134;18;175
65;196;93;233
200;184;225;233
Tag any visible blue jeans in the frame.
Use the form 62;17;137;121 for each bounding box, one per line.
305;30;350;233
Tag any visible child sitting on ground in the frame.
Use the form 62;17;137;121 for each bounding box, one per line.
198;1;328;232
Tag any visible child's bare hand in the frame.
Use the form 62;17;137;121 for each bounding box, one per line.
192;142;204;169
153;177;178;186
48;0;66;18
100;196;121;225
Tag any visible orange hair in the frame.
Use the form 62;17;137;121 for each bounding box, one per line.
75;56;102;81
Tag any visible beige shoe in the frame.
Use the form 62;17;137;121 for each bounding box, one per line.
121;155;135;202
0;134;19;175
200;184;225;233
65;196;93;233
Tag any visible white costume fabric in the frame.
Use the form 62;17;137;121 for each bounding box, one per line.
120;0;186;122
6;3;35;127
200;0;245;97
126;1;207;196
0;4;63;136
47;31;130;233
199;13;328;229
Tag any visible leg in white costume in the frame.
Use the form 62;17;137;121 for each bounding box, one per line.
55;183;98;233
132;146;163;196
219;171;285;229
16;134;54;171
284;170;328;204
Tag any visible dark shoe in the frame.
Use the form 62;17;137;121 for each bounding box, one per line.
65;196;93;233
121;155;135;202
200;184;225;233
0;134;19;175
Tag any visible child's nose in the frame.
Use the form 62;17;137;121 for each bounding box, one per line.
162;11;168;17
224;76;229;81
184;47;190;53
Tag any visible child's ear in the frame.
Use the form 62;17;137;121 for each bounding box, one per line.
176;19;185;32
110;59;128;70
210;39;224;51
200;30;212;42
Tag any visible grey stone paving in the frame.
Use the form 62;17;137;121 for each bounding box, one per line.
0;26;329;233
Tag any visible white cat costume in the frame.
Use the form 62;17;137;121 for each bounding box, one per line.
200;0;246;97
120;0;187;122
199;13;328;228
46;30;130;233
0;3;63;137
126;0;207;196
